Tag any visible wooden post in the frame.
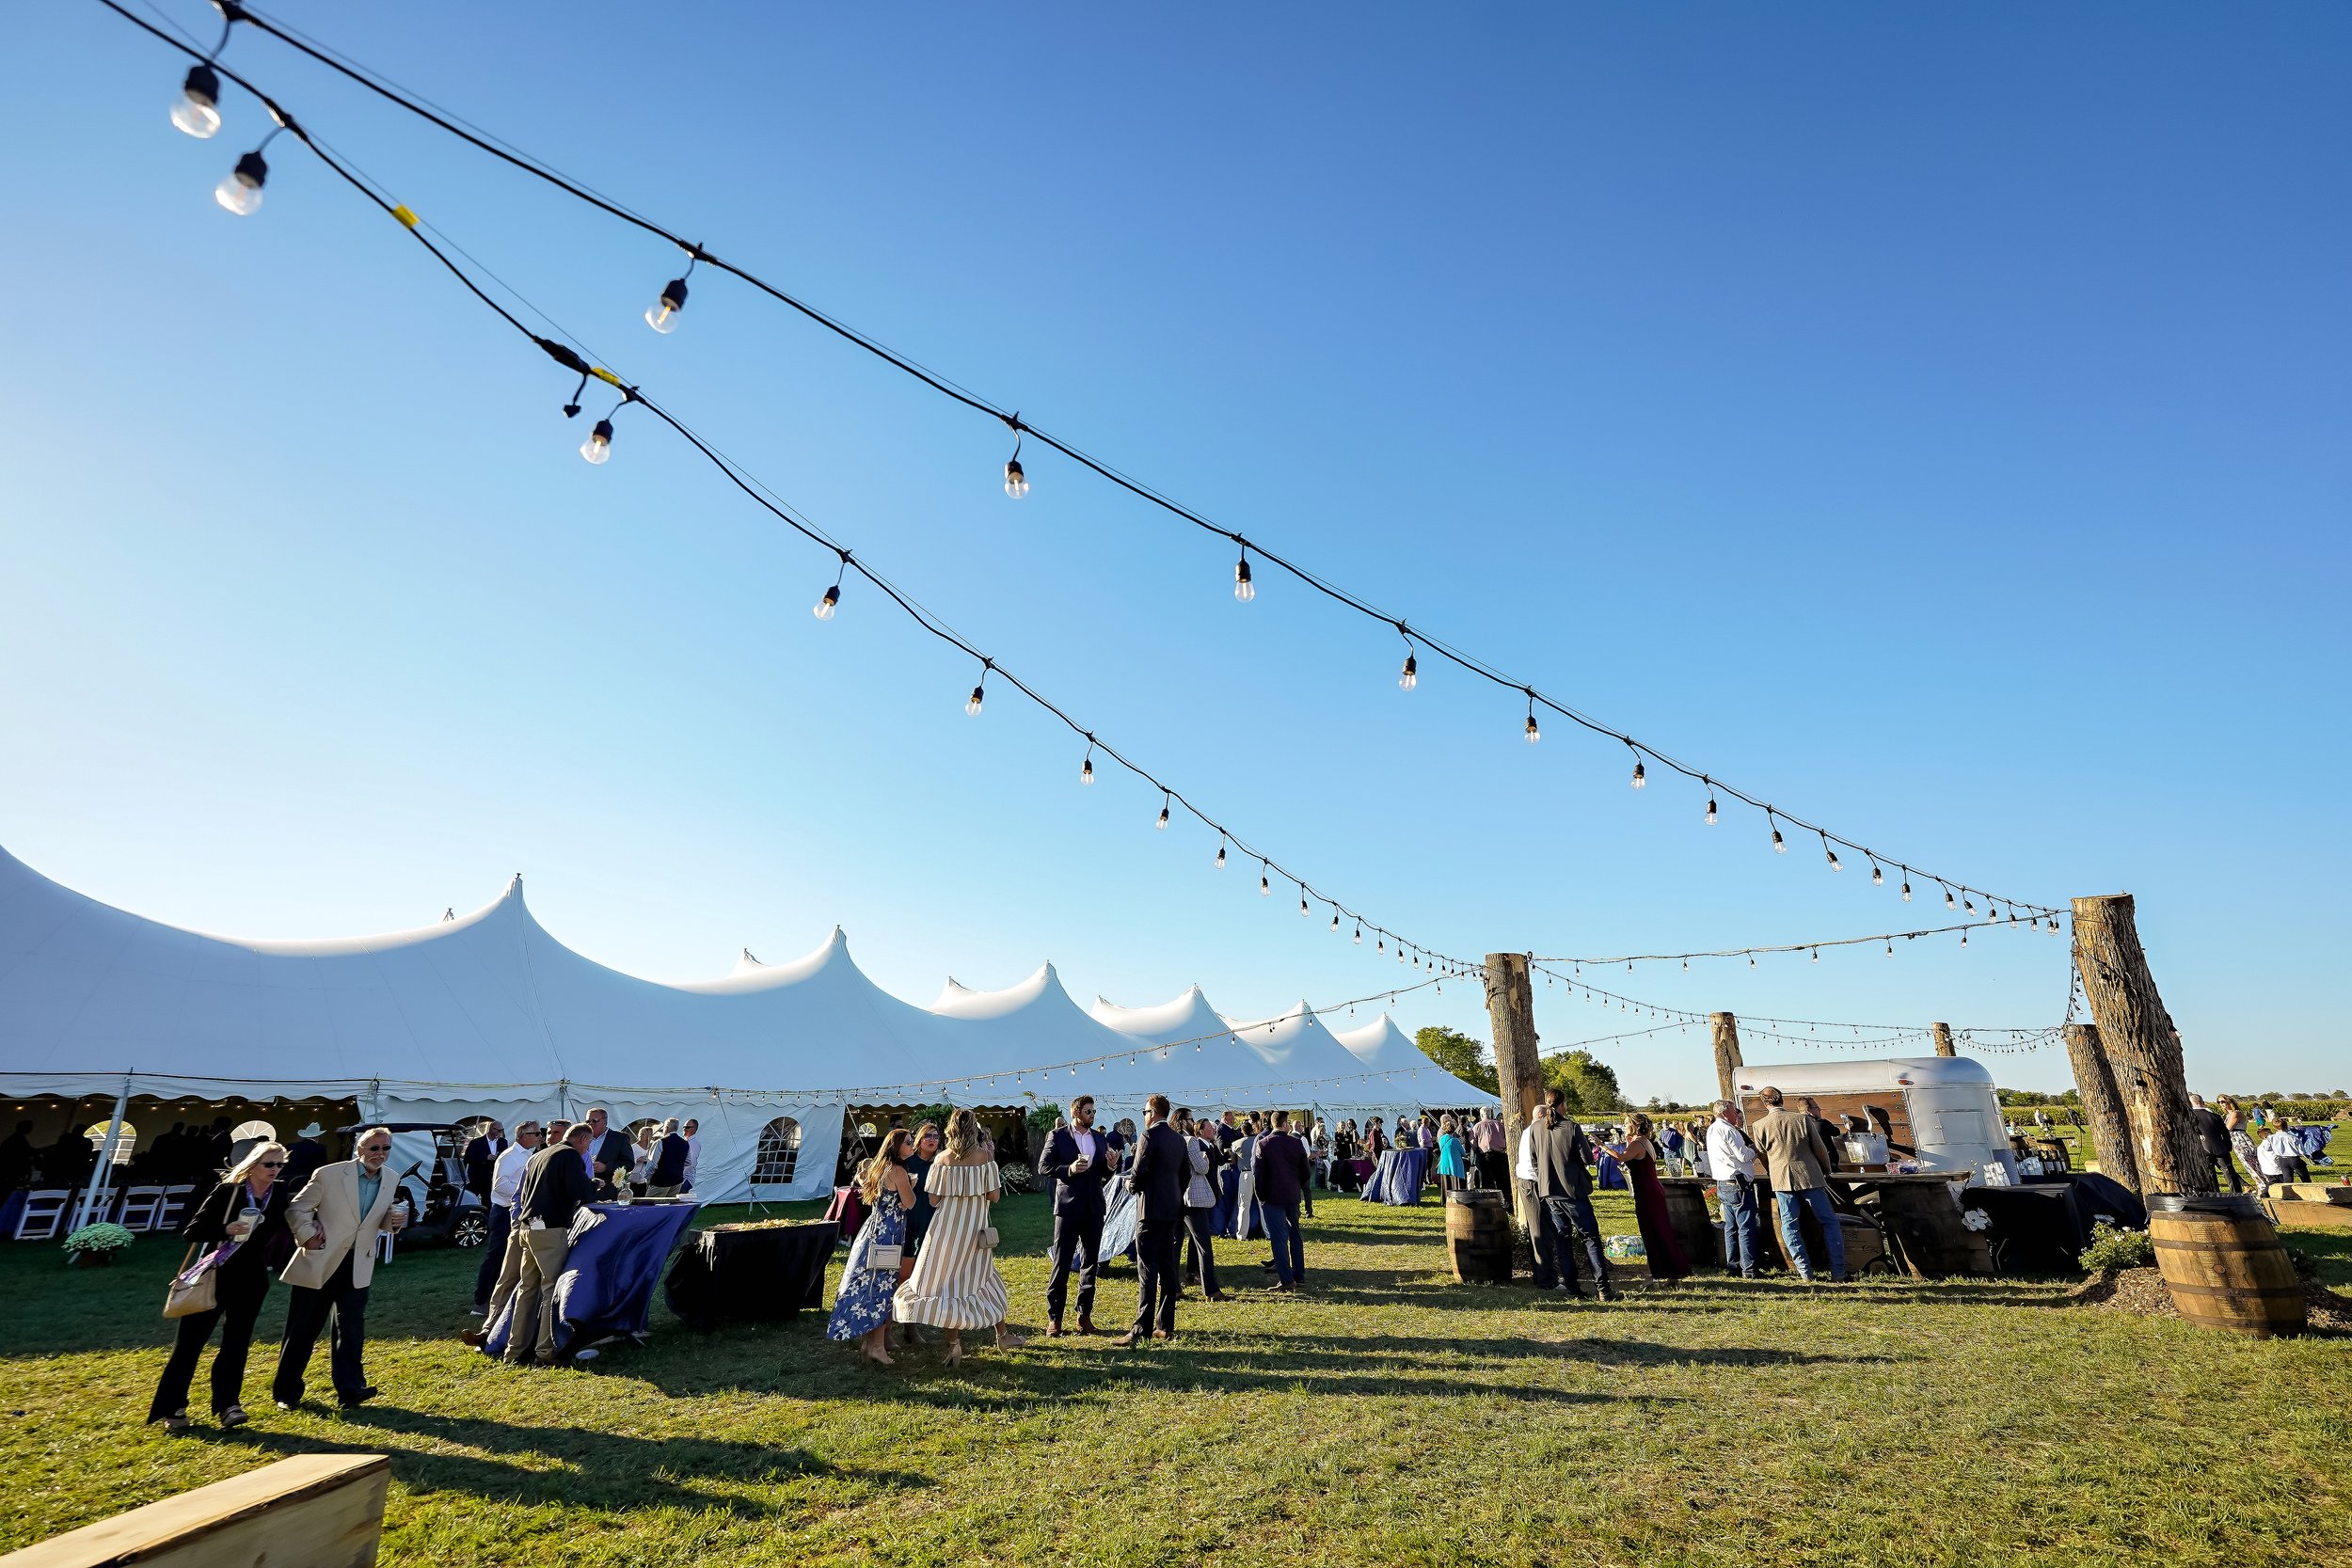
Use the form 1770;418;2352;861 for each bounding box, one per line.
2073;893;2211;1197
1931;1022;1956;1058
2063;1022;2141;1195
1482;952;1541;1195
1708;1012;1742;1104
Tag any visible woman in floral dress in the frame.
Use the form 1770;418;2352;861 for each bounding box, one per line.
892;1109;1023;1365
828;1128;914;1366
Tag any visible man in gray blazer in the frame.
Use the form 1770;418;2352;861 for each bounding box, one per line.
272;1125;407;1408
1527;1089;1614;1299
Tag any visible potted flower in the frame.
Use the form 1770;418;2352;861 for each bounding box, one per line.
63;1222;136;1268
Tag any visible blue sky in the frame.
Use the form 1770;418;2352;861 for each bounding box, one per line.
2;3;2344;1100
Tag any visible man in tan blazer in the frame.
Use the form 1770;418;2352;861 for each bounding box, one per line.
1747;1087;1846;1283
271;1125;407;1408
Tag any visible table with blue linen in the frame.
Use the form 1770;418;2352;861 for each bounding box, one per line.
484;1201;698;1360
1360;1147;1429;1205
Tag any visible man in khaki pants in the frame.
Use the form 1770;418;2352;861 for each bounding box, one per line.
508;1122;597;1366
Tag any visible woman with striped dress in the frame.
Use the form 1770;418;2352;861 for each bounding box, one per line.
892;1109;1024;1365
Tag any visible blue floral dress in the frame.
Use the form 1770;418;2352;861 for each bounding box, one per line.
826;1185;907;1341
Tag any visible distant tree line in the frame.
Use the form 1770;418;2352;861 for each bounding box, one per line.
1413;1026;1624;1114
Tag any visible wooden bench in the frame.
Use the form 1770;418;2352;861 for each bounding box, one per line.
2267;1181;2352;1205
1;1453;389;1568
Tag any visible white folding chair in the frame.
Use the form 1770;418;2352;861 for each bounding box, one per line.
12;1190;72;1241
116;1185;167;1232
154;1185;197;1232
70;1188;119;1230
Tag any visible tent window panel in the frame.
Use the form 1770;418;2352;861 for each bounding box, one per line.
754;1117;803;1185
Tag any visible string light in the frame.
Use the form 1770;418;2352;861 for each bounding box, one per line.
1354;925;1362;944
1399;649;1418;691
965;667;987;716
215;147;269;215
1214;837;1227;869
1704;782;1718;825
1770;813;1788;853
1002;420;1028;499
1901;877;1913;902
813;549;848;620
1822;835;1842;873
1260;862;1271;896
1869;859;1883;886
1156;792;1170;831
1079;745;1095;785
644;261;691;334
1233;547;1255;603
1524;692;1540;744
1628;744;1645;789
172;61;222;138
579;415;614;464
160;0;2063;929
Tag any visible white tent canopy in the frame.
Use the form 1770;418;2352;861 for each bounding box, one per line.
1332;1014;1493;1112
0;842;1482;1198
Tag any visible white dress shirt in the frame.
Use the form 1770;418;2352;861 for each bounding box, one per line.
1515;1124;1537;1182
1072;1128;1098;1164
489;1140;534;1208
681;1134;700;1187
1707;1117;1757;1182
2255;1130;2299;1177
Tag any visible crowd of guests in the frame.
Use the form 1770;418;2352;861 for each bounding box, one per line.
826;1093;1324;1359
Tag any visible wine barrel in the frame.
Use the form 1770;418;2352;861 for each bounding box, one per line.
1444;1189;1511;1284
1877;1180;1988;1278
2148;1194;2306;1337
1660;1180;1717;1269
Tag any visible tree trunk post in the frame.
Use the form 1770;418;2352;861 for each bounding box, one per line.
1709;1012;1743;1104
1482;953;1541;1218
2072;894;2211;1197
2062;1022;2141;1194
1931;1022;1956;1058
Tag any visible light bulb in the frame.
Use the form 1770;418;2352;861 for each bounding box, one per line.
1901;881;1913;901
1705;797;1718;824
1963;896;1975;913
1825;846;1842;872
173;64;222;139
1155;801;1169;831
1215;842;1226;868
1330;913;1340;932
645;277;689;334
1260;869;1271;895
814;583;839;620
1772;826;1787;853
1002;457;1028;499
1748;956;1756;967
1233;555;1255;602
215;150;267;215
1946;889;1957;911
579;418;614;464
1080;754;1095;785
965;684;985;716
1885;941;1894;958
1354;927;1362;944
1870;864;1883;886
1630;759;1646;789
1525;712;1541;744
1399;652;1417;690
1300;895;1310;918
1961;930;1969;948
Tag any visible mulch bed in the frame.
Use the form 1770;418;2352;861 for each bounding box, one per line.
2070;1267;2352;1333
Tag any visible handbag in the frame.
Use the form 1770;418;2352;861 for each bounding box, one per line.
164;1245;217;1320
978;1226;1000;1252
867;1243;903;1271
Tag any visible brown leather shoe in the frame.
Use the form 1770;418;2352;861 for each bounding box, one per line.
1075;1315;1100;1335
1152;1329;1174;1340
458;1328;489;1347
1045;1322;1064;1338
1113;1331;1144;1349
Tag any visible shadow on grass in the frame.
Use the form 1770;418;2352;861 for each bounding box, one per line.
200;1407;932;1515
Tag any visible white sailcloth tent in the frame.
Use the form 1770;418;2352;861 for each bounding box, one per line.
1332;1013;1494;1112
0;842;1486;1199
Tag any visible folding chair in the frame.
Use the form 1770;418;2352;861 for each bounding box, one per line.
12;1190;72;1241
116;1185;168;1232
70;1188;119;1230
155;1185;198;1232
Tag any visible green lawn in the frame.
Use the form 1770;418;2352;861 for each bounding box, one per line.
2;1189;2345;1567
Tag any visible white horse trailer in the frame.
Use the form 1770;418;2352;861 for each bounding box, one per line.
1731;1056;2016;1183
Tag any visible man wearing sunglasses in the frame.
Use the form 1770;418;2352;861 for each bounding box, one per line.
271;1124;408;1409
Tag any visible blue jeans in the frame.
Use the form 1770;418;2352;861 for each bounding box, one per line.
1532;1191;1612;1292
1718;1177;1761;1276
473;1203;513;1307
1262;1201;1304;1286
1775;1187;1846;1280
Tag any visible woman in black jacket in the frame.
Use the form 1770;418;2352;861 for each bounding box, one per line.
149;1141;293;1433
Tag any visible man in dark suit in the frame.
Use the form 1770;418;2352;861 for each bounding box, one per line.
1040;1094;1119;1337
1117;1094;1189;1348
461;1119;507;1203
280;1124;331;1189
1529;1088;1615;1300
1254;1113;1313;1291
579;1107;634;1198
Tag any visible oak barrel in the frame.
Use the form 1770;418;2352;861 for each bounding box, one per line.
1660;1180;1718;1269
1445;1189;1511;1284
2148;1194;2306;1337
1877;1180;1988;1278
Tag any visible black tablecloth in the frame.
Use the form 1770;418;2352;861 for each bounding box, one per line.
663;1220;839;1330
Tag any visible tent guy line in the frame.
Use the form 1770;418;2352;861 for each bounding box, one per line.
119;0;2062;929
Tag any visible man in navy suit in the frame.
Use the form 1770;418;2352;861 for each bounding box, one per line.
1040;1094;1119;1337
461;1119;507;1203
1118;1094;1190;1349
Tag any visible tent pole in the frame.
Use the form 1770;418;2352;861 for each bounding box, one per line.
79;1075;131;1229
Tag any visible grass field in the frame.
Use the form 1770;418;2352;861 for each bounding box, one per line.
5;1184;2349;1567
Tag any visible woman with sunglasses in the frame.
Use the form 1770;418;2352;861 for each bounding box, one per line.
149;1139;294;1433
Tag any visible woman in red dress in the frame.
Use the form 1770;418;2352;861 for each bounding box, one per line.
1611;1112;1692;1281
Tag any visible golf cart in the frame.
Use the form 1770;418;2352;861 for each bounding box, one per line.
340;1121;492;1249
